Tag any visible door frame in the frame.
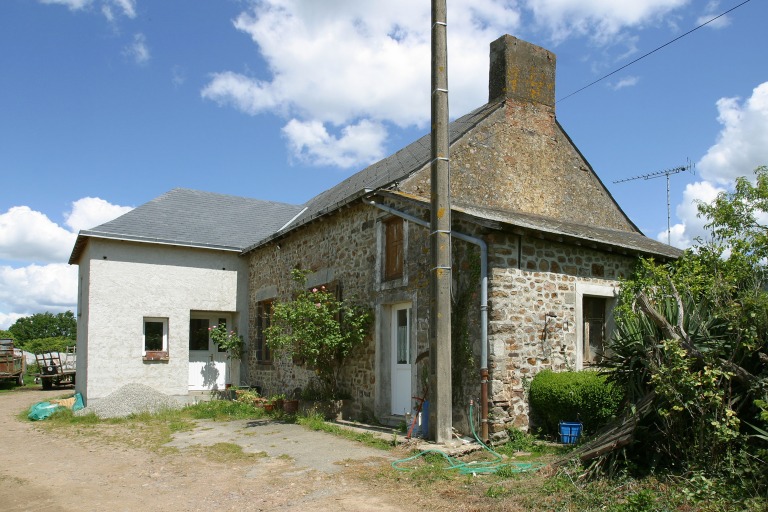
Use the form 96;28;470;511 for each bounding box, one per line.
390;302;412;416
188;313;232;391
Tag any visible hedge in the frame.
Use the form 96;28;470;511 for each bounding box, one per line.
529;369;624;437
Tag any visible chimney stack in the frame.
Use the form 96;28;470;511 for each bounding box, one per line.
489;35;556;107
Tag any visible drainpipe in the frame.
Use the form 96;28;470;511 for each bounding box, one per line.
364;198;490;442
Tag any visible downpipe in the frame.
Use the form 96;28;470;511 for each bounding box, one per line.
364;198;491;442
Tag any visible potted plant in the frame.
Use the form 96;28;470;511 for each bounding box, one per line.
265;269;370;402
270;393;286;411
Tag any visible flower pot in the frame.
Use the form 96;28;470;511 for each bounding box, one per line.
264;403;275;413
283;399;299;414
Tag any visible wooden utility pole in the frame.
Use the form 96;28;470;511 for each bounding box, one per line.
429;0;452;443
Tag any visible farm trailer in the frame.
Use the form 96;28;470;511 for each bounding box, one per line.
0;339;25;386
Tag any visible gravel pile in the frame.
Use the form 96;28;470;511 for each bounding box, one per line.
75;383;183;419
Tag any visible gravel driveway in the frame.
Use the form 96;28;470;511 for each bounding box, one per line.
165;417;393;474
0;388;424;512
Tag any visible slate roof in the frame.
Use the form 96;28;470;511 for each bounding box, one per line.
453;199;683;259
367;190;682;259
242;100;504;253
68;188;303;264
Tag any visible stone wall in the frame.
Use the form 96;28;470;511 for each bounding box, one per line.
485;232;637;438
246;202;437;421
245;197;639;435
399;100;636;233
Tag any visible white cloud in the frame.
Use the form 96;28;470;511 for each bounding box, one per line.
0;198;132;328
39;0;92;10
111;0;136;19
203;0;698;169
523;0;690;44
0;207;76;263
661;180;724;248
0;198;132;264
124;33;150;65
696;1;731;29
39;0;136;20
611;76;640;90
0;264;78;329
664;81;768;249
202;0;521;168
282;119;387;168
698;82;768;185
64;197;133;232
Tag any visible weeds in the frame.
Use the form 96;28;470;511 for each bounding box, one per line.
24;398;767;511
196;442;267;463
297;413;394;450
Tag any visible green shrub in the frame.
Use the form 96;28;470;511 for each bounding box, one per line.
529;369;624;437
21;337;74;354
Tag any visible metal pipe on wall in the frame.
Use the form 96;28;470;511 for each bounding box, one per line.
364;198;490;441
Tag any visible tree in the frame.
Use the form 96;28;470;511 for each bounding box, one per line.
265;270;370;399
593;166;768;492
698;165;768;262
9;311;77;346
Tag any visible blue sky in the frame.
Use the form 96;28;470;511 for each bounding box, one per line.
1;0;767;328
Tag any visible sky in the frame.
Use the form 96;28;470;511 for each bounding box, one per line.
1;0;767;329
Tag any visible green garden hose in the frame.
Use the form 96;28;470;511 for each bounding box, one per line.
391;402;544;475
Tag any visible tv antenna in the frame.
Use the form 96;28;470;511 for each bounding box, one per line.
613;159;695;245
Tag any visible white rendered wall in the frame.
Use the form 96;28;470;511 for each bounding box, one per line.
76;238;248;404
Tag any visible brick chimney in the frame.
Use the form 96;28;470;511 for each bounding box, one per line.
488;35;556;108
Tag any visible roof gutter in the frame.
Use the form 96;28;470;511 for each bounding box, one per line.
363;197;491;442
68;231;243;265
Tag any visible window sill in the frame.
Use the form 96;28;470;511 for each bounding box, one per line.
143;351;169;362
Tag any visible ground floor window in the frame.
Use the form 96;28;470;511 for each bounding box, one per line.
143;317;168;360
583;297;606;365
256;300;273;363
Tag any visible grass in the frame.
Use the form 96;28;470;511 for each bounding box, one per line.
297;412;396;450
194;442;268;463
21;397;768;511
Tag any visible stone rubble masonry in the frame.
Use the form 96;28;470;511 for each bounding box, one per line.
485;231;636;436
247;203;379;418
244;34;645;434
489;34;556;107
400;104;635;233
245;196;636;435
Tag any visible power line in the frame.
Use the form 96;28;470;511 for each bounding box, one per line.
556;0;753;104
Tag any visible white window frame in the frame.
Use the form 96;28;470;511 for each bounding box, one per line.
574;282;618;370
143;317;169;356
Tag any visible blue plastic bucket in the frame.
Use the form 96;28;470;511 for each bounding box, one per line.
559;421;582;444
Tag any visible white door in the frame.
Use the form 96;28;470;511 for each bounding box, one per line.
391;304;412;415
188;315;230;391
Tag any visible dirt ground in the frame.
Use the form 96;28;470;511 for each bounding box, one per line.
0;388;446;512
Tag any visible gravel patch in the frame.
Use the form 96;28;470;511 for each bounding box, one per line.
75;383;183;419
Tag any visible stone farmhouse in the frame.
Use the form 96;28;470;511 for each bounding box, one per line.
69;35;680;436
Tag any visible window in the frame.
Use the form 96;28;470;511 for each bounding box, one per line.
582;297;606;365
256;300;273;363
384;217;404;281
395;308;409;365
189;318;210;351
190;316;228;352
143;317;168;360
